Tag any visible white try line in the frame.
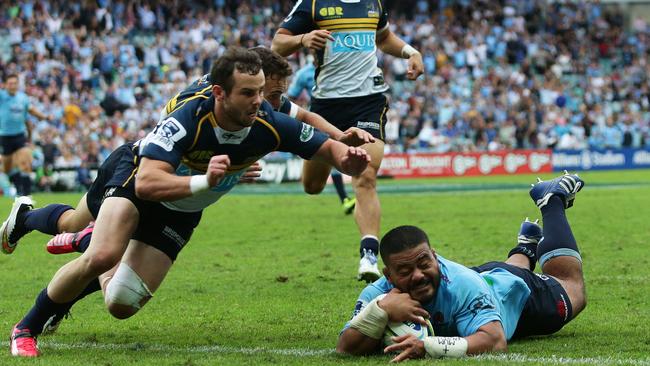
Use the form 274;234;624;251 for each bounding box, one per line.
3;341;649;365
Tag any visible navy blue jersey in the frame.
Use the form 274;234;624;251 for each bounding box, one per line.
280;0;389;99
277;95;299;118
140;75;329;212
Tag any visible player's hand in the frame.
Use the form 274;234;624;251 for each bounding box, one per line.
377;289;429;325
338;146;370;176
406;52;424;80
302;30;334;50
206;155;230;187
239;162;262;183
337;127;375;147
384;334;426;363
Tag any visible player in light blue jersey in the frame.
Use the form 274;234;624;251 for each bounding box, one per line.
274;0;425;283
0;74;51;197
286;53;357;215
338;172;587;361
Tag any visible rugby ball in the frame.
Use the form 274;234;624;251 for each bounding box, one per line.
375;294;434;346
383;318;434;346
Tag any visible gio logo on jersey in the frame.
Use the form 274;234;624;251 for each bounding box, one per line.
299;123;315;142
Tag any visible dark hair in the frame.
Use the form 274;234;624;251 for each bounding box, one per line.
210;47;263;93
379;225;430;265
5;73;18;82
248;47;292;80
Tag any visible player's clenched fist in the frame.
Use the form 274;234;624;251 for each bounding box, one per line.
301;30;334;50
206;155;231;186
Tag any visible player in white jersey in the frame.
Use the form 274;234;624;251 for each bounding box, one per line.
273;0;424;283
337;173;587;361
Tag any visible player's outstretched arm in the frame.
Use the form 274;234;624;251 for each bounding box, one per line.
296;108;374;147
384;320;507;362
312;140;370;176
337;327;382;356
135;155;230;201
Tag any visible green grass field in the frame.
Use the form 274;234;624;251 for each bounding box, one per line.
0;170;648;365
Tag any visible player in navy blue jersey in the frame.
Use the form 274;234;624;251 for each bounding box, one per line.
337;173;587;361
7;47;371;357
273;0;425;282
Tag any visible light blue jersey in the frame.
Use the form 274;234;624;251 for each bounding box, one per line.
343;255;531;340
287;63;315;99
0;90;30;136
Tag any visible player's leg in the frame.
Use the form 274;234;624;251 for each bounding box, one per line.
505;218;543;270
302;158;331;194
100;204;198;319
9;197;138;356
101;240;172;319
353;139;385;282
529;172;586;318
14;146;33;196
331;170;356;215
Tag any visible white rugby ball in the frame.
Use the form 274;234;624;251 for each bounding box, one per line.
375;294;434;346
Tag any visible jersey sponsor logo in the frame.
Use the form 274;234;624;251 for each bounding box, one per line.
319;6;343;17
162;225;187;248
351;299;367;319
299;123;315;142
357;121;380;130
467;294;495;315
103;187;117;199
145;117;187;152
332;32;375;53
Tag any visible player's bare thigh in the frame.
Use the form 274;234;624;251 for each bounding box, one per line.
543;256;586;317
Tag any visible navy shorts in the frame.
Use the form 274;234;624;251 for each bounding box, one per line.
310;93;389;142
86;142;202;261
0;133;27;155
471;261;573;339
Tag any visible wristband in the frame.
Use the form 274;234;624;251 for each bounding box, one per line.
401;44;419;58
423;336;468;358
349;298;389;339
189;175;210;194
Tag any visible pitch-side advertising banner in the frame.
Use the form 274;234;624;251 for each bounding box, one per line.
552;148;650;171
377;150;553;178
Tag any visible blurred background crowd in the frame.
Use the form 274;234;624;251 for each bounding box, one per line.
0;0;649;192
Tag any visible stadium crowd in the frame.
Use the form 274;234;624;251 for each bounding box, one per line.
0;0;649;192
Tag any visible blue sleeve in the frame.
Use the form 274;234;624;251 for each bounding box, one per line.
341;280;391;332
451;273;502;337
139;108;196;169
280;0;315;35
278;95;293;115
271;110;328;160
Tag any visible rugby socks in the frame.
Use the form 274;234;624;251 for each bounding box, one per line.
19;172;32;196
508;243;538;271
360;235;379;257
537;196;582;268
8;170;20;193
22;204;74;235
331;171;348;203
18;280;102;335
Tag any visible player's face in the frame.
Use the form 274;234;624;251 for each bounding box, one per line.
384;243;440;304
5;77;18;95
223;70;265;128
264;75;288;110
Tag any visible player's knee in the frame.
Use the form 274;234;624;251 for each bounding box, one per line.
81;252;121;276
303;179;325;194
104;263;152;319
354;173;376;190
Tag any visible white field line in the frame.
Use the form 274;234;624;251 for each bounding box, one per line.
2;341;648;365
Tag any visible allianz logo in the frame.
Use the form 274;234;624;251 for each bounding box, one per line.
332;32;375;52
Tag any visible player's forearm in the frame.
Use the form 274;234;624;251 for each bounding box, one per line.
28;106;48;121
135;169;195;202
377;31;417;59
299;109;344;140
271;31;302;57
336;328;382;356
465;325;507;355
